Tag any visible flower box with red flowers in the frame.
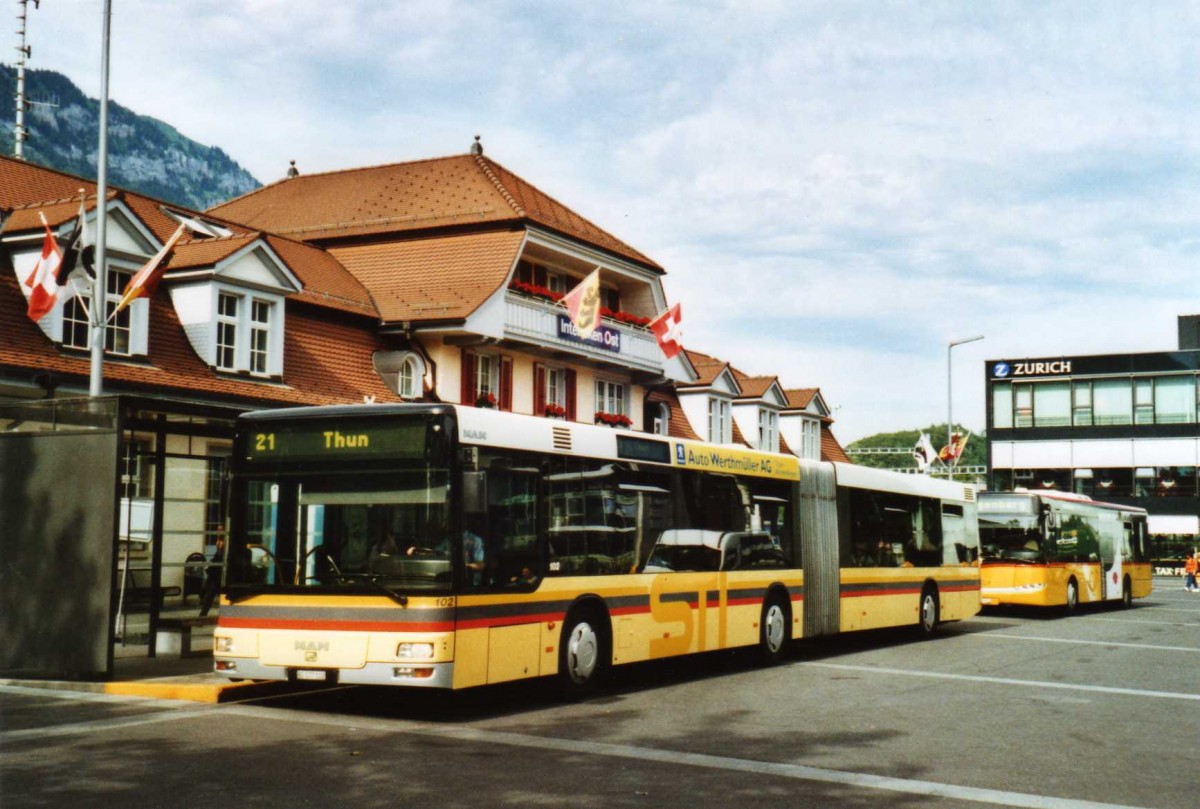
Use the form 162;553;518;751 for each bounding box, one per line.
594;411;632;428
475;392;497;409
543;403;567;419
509;281;564;303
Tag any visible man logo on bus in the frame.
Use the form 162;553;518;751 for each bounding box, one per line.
993;362;1011;378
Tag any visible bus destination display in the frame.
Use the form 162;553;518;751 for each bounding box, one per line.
245;421;427;461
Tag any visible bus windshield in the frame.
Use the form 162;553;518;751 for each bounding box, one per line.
979;514;1044;562
232;468;454;595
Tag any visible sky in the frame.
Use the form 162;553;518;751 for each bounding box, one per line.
17;1;1200;443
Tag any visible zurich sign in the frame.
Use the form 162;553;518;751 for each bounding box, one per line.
992;362;1011;378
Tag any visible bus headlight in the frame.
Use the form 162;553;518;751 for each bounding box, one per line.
215;636;234;653
397;642;435;660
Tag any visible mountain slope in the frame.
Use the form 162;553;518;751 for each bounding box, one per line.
0;65;260;210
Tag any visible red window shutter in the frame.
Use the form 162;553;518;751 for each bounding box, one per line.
461;350;476;405
534;364;546;415
565;369;577;421
499;355;513;411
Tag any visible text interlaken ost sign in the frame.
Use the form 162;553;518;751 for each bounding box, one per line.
991;359;1073;379
557;314;621;353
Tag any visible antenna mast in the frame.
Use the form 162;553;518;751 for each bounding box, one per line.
14;0;39;159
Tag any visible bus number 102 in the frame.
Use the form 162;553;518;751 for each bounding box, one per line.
255;433;276;452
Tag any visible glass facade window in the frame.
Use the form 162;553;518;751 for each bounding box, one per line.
1014;384;1033;427
992;382;1012;429
1032;382;1070;427
1092;379;1132;426
1153;376;1195;424
1072;382;1092;426
1134;379;1154;425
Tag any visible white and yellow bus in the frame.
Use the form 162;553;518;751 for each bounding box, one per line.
214;404;980;693
978;490;1151;611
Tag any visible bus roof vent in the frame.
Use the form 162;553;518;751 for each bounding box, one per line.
552;426;572;451
963;486;976;502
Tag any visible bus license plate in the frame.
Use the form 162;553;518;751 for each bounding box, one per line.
295;669;329;682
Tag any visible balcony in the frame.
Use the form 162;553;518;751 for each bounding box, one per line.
504;291;663;373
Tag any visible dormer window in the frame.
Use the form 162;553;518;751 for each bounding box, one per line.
708;397;732;444
61;266;141;355
758;408;779;453
801;418;820;460
208;287;282;376
162;207;232;239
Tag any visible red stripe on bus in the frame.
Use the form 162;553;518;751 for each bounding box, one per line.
840;587;923;598
219;617;454;632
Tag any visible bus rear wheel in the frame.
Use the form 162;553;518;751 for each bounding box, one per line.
558;608;609;698
1122;577;1133;609
1063;578;1079;615
917;586;939;636
758;593;790;665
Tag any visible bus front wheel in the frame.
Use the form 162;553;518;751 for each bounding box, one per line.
558;608;609;698
1064;578;1079;615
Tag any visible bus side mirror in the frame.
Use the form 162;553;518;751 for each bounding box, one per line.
462;471;487;515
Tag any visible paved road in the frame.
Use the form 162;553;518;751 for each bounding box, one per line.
4;579;1198;808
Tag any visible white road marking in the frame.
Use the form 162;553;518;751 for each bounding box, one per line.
0;706;213;742
220;703;1154;809
983;633;1200;654
803;661;1200;701
1090;617;1200;628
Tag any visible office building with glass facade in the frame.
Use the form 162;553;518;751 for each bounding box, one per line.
985;320;1200;562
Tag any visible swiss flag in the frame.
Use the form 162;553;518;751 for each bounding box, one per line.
648;303;683;359
24;221;64;322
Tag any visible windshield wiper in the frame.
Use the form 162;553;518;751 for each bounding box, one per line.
336;573;409;607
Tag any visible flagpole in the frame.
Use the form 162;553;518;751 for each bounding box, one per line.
89;0;112;397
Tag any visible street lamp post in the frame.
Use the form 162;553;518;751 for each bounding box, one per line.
947;335;984;463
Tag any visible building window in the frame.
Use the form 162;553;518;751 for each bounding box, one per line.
474;354;499;403
249;300;272;375
545;367;566;409
1134;379;1154;425
397;354;423;399
61;269;133;354
758;409;779;453
1093;379;1132;426
1154;376;1195;424
213;290;282;376
650;402;670;436
992;382;1013;429
1032;382;1070;428
1014;383;1033;428
707;397;731;444
596;379;628;417
1072;382;1093;426
801;418;820;460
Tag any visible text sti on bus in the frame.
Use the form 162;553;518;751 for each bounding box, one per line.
213;404;981;692
977;490;1151;611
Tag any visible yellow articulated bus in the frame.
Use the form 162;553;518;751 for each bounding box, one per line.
978;490;1152;612
213;404;980;693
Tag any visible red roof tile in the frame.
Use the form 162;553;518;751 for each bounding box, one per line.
210;154;661;271
328;230;525;323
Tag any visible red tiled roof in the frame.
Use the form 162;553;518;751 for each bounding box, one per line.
679;348;733;389
328;230;524;323
645;388;701;441
0;156;375;318
210;154;661;271
0;254;394;407
821;425;852;463
783;388;819;410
